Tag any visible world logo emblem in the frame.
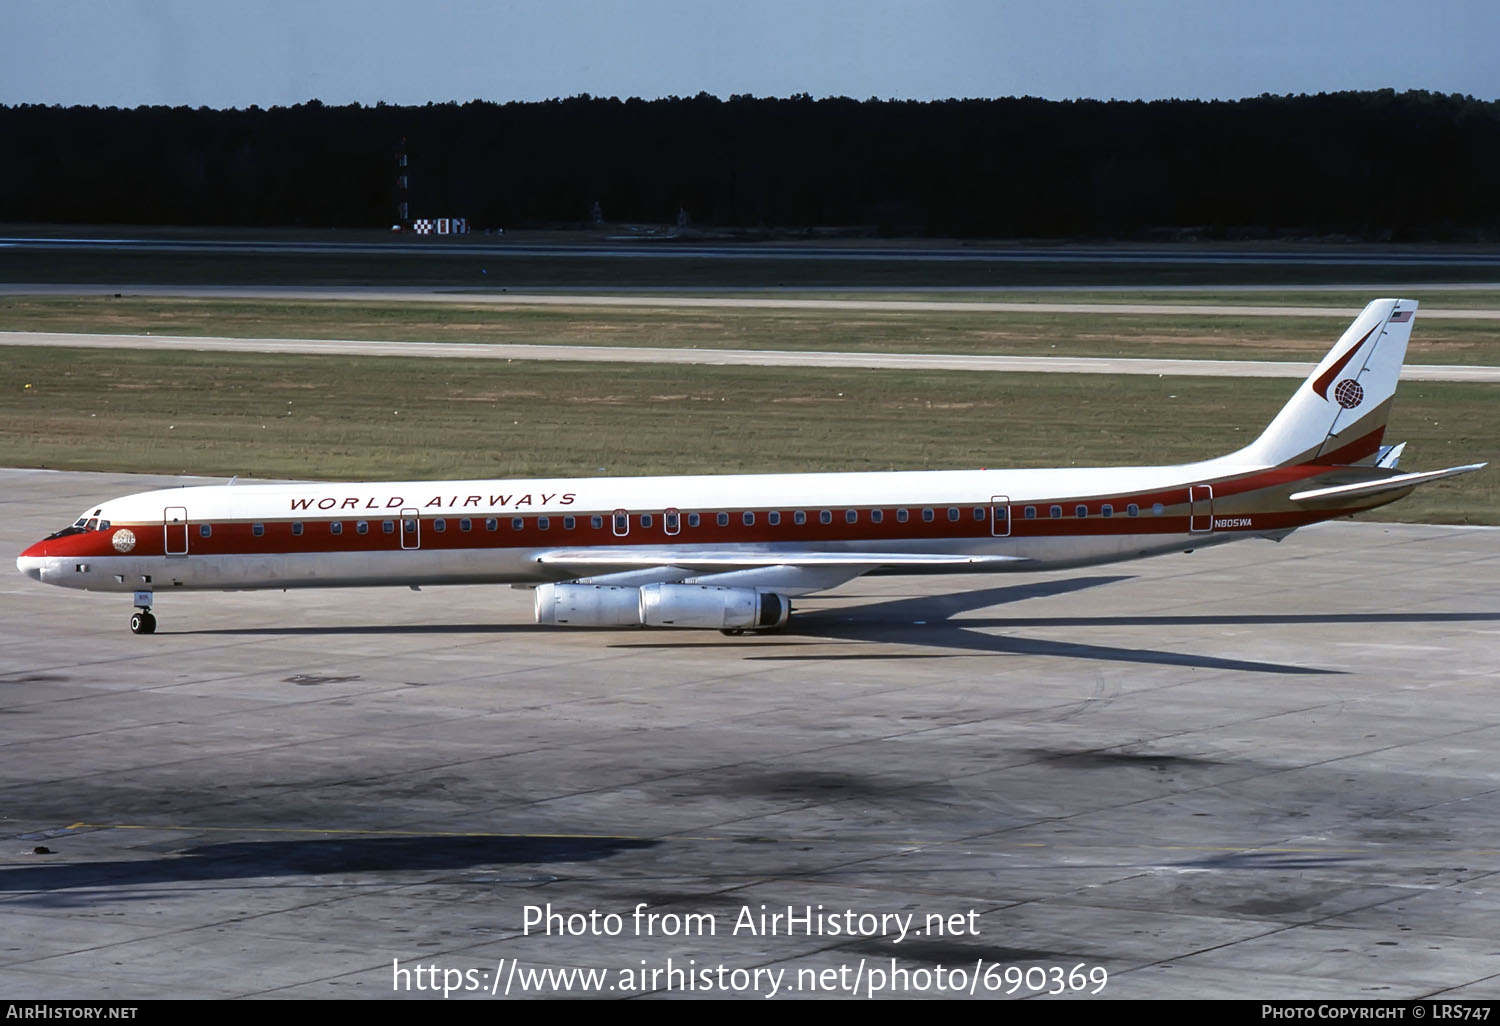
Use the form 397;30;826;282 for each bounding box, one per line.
112;528;136;553
1333;378;1364;409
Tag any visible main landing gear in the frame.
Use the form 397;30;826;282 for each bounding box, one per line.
130;590;156;635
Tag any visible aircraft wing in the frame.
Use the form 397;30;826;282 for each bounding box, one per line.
535;548;1027;571
1289;463;1487;503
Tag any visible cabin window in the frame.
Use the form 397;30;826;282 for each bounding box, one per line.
664;512;678;532
819;510;832;525
948;507;960;522
768;511;780;526
1127;504;1139;517
331;522;343;535
382;520;395;534
459;518;472;532
252;523;265;537
1101;504;1113;518
356;521;369;534
434;518;446;532
688;512;700;528
564;516;576;530
292;522;304;536
1152;503;1165;516
1075;505;1088;519
199;524;212;538
403;518;417;534
1050;505;1062;519
871;509;883;524
616;512;630;533
845;509;857;524
591;515;603;529
922;508;935;523
794;510;807;525
513;517;524;531
1024;506;1037;519
742;512;755;526
537;516;549;531
897;508;909;523
717;512;729;527
640;514;653;529
972;507;985;521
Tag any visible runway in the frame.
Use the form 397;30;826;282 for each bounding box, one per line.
3;467;1498;999
5;282;1500;319
6;329;1497;382
7;234;1500;267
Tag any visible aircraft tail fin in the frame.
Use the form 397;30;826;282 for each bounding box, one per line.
1240;298;1417;468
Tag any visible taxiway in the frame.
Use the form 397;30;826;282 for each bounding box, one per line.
2;467;1497;998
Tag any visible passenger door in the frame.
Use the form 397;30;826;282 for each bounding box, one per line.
163;506;189;556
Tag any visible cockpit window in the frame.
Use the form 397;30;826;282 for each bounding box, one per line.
47;512;99;540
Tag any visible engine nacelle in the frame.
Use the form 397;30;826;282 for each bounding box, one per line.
637;583;790;630
534;583;642;626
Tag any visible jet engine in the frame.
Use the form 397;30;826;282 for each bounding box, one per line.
534;582;790;630
637;583;790;631
533;583;642;626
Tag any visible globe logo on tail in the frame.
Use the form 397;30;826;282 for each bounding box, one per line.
1333;378;1364;409
1313;323;1377;401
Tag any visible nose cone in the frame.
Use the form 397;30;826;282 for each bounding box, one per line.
17;540;47;581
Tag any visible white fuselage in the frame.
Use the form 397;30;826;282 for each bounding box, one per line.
17;454;1342;597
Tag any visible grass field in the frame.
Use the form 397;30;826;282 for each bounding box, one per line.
4;346;1494;524
3;238;1494;524
4;295;1499;365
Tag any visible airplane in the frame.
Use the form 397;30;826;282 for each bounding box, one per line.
15;298;1485;636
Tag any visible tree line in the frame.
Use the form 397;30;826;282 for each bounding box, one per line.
2;90;1496;239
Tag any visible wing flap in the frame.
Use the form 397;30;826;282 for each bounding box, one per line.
535;547;1027;570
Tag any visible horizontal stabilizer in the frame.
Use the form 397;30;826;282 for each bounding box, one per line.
535;548;1028;570
1289;463;1487;503
1375;442;1406;469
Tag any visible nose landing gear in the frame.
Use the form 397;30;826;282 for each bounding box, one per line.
130;590;156;635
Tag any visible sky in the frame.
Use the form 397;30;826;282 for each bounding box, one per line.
3;0;1497;108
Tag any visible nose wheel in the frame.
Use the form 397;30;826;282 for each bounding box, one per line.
130;590;156;635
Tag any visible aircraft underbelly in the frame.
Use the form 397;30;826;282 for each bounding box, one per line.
1011;532;1232;569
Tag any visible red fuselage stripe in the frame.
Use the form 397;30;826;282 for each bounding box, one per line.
21;438;1400;562
23;491;1368;560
